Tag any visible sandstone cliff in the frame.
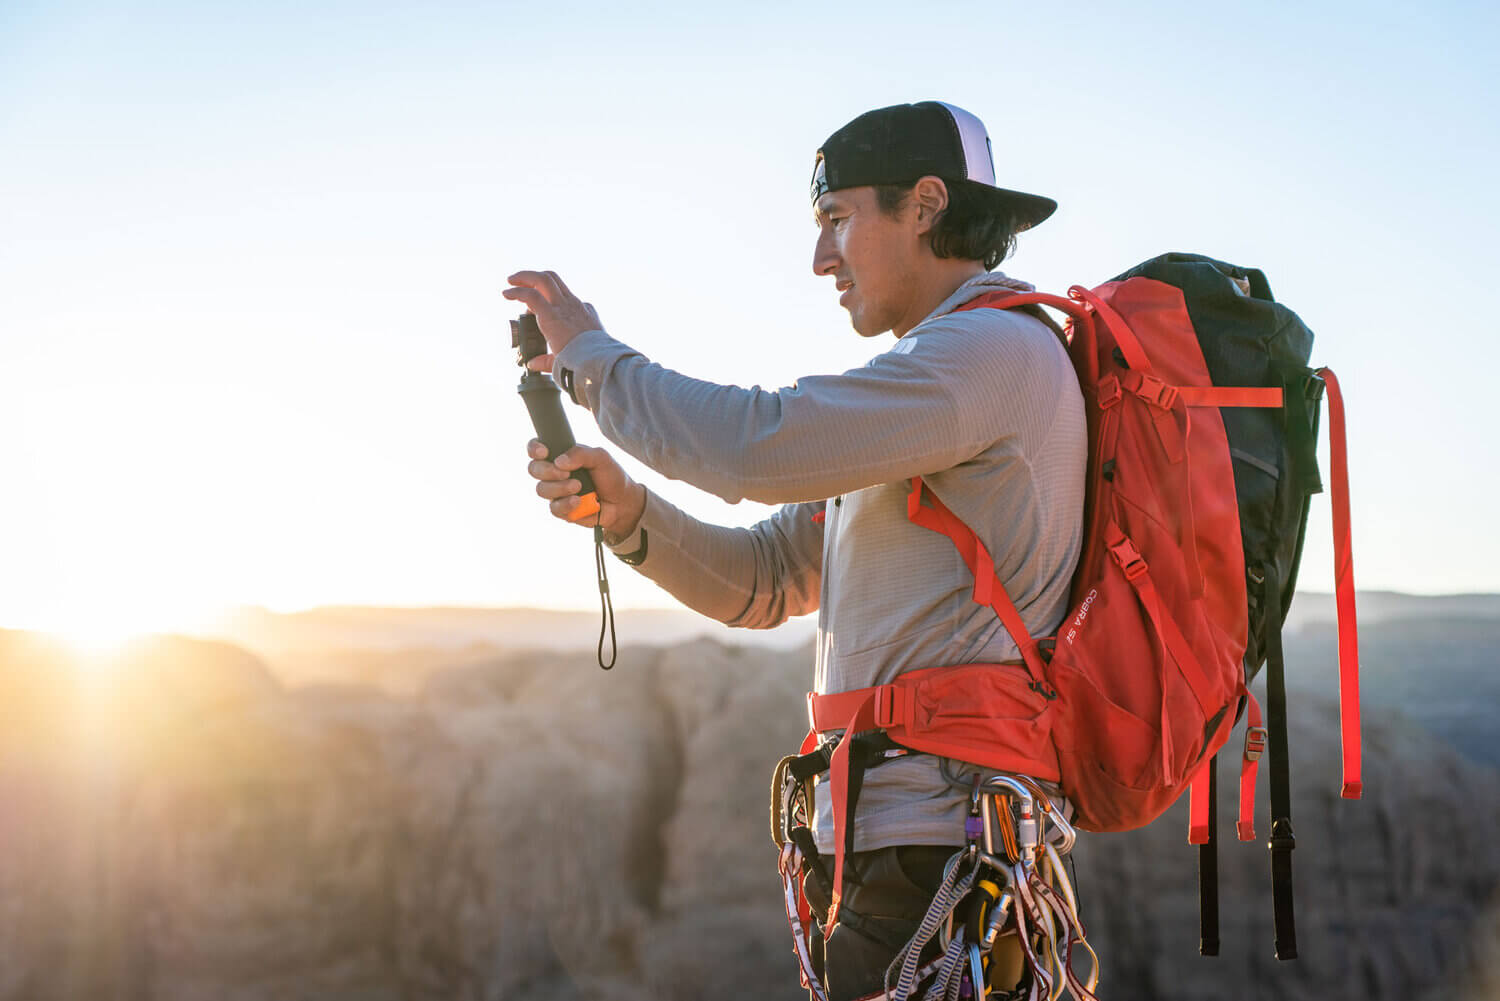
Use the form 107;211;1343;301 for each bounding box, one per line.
0;627;1495;1000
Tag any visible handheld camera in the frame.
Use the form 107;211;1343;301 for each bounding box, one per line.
511;313;601;524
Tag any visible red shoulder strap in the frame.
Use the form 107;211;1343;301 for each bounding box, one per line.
1069;283;1155;373
956;288;1093;328
905;478;1050;682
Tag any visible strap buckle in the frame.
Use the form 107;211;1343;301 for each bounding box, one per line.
1107;535;1149;581
1098;374;1123;409
1137;373;1179;410
872;685;901;729
1244;726;1268;762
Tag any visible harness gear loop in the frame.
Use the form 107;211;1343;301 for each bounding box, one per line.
874;776;1095;1001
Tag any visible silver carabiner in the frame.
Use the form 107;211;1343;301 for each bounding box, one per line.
982;774;1078;857
1039;798;1077;856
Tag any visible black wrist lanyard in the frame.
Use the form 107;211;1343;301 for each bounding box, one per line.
593;523;617;670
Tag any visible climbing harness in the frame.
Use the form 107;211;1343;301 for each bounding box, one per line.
773;743;1098;1001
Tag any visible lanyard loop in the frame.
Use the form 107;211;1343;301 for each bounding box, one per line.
593;524;617;670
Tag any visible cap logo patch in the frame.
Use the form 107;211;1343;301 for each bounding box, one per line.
810;156;830;203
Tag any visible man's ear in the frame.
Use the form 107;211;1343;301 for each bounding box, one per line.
910;176;950;235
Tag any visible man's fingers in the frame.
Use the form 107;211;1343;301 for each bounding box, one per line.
535;478;581;501
549;495;583;519
527;457;572;481
506;271;553;299
527;439;547;459
502;285;545;310
553;443;609;474
507;270;571;304
525;353;556;373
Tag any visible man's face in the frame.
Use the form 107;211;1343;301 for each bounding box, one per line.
812;186;925;338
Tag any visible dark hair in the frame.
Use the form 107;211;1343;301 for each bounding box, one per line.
874;178;1021;269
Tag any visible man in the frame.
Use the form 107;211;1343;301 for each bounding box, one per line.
506;101;1086;1000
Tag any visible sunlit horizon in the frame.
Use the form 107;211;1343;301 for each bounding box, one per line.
6;581;1493;655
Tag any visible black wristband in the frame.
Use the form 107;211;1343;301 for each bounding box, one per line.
557;365;580;405
613;529;648;566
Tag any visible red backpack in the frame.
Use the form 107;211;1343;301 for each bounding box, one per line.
805;254;1360;958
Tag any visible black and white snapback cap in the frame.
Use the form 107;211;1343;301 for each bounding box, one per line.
811;101;1057;230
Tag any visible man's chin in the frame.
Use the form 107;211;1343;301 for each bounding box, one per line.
846;309;889;338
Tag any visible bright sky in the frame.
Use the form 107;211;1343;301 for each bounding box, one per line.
2;0;1497;641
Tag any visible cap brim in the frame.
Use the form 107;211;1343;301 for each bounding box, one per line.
984;185;1057;231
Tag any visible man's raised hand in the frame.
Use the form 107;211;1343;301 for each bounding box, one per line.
504;271;603;365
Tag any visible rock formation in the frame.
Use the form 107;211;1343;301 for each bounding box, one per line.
0;626;1495;1000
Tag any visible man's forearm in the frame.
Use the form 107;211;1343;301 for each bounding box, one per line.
552;329;990;506
613;489;824;630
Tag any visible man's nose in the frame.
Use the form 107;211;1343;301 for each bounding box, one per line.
812;230;839;277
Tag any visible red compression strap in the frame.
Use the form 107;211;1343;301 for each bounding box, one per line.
906;478;1048;680
1238;693;1265;841
1177;386;1285;408
1318;367;1362;799
1105;524;1218;716
968;287;1283;414
1188;758;1211;845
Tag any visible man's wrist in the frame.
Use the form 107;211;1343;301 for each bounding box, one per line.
608;526;648;566
601;483;648;546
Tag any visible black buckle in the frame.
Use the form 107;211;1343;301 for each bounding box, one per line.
1268;818;1296;853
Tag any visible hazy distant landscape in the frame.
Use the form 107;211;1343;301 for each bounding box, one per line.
0;591;1495;1000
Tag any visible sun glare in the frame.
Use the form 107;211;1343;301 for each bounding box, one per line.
18;599;222;676
55;620;142;663
48;613;153;677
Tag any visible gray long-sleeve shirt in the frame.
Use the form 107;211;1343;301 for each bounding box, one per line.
552;271;1087;851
